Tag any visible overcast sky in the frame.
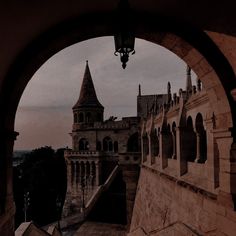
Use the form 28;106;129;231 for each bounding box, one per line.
14;37;196;150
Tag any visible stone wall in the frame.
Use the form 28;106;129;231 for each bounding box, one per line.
129;166;236;236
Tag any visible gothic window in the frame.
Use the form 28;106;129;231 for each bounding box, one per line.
127;132;140;152
79;138;89;151
114;141;118;153
195;113;207;163
186;116;196;162
103;137;113;152
79;112;84;123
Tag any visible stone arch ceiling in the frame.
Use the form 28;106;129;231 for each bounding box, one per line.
0;0;236;135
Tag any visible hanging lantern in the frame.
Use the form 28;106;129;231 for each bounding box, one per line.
114;0;135;69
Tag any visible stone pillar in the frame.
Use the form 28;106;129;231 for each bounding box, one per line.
159;130;168;169
195;132;201;162
0;129;18;236
66;160;72;194
214;129;236;209
205;119;218;191
79;162;82;183
74;162;77;187
149;134;155;165
172;131;176;159
176;127;188;176
95;162;101;186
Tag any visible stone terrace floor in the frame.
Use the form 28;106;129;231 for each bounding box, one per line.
74;221;127;236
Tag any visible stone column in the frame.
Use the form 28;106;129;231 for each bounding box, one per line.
79;162;82;183
215;129;236;209
74;162;77;187
66;160;72;194
0;129;19;236
172;131;176;159
176;127;188;176
159;130;168;169
149;134;155;165
205;119;217;191
95;162;101;186
195;131;201;162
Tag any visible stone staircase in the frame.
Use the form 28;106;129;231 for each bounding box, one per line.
61;165;120;228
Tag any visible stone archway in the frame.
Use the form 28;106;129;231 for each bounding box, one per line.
0;12;236;235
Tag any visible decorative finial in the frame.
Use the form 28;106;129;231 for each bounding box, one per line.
167;82;171;94
138;84;141;96
187;65;191;75
86;60;88;65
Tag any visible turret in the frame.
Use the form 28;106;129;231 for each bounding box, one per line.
167;81;172;104
72;61;104;125
186;65;192;96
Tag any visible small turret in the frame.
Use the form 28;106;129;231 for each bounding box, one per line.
167;81;172;104
186;65;192;96
72;61;104;125
138;84;141;96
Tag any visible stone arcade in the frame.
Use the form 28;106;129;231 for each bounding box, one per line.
1;1;236;235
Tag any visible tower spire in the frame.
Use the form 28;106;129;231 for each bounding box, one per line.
138;84;141;96
73;61;103;109
167;81;172;104
186;65;192;95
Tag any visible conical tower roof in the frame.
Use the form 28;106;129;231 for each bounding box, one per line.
73;61;103;109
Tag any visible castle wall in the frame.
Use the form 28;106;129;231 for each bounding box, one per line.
129;166;236;236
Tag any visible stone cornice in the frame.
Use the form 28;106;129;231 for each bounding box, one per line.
184;91;208;111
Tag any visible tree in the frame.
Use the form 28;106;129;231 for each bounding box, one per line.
13;146;67;228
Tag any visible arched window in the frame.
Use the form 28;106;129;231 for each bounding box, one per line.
195;113;207;163
74;113;78;123
186;116;196;162
86;112;92;123
96;141;101;151
114;141;118;153
103;137;113;152
79;112;84;123
127;132;140;152
79;138;89;151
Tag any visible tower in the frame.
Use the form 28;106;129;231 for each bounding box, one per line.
73;61;104;125
186;65;192;96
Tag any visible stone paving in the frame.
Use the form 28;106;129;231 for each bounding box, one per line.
74;221;127;236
